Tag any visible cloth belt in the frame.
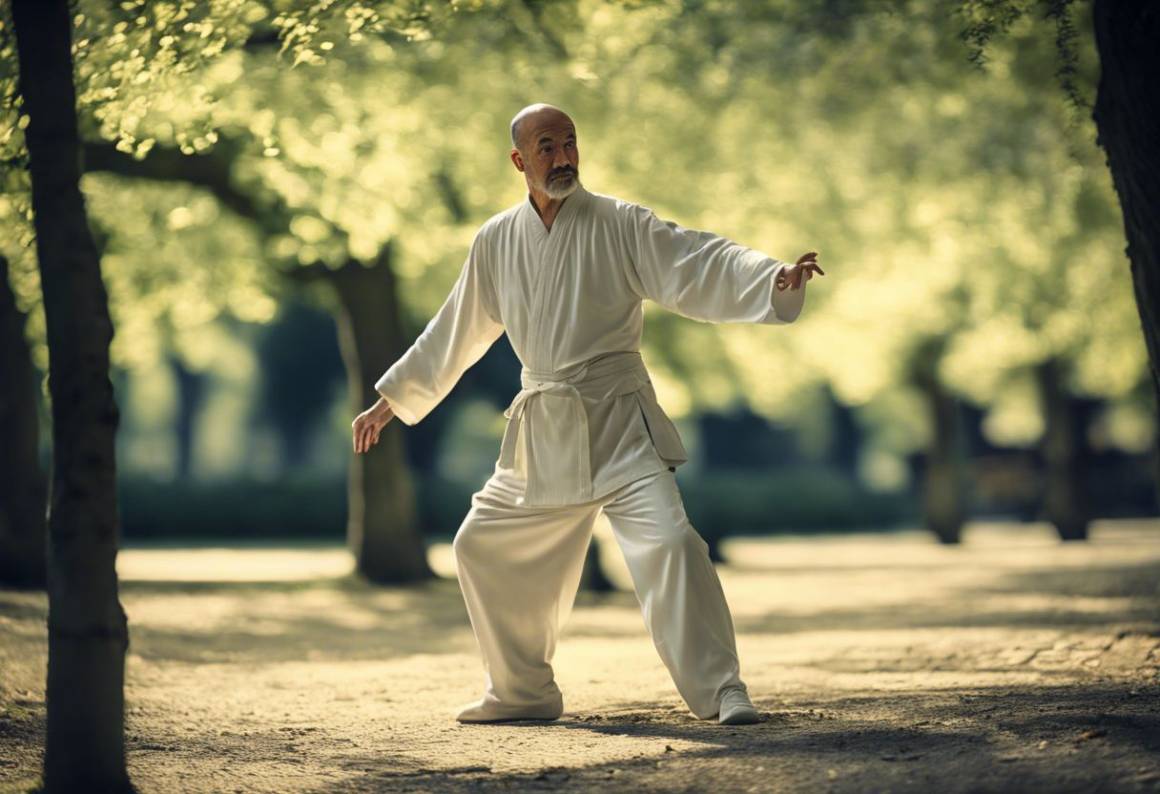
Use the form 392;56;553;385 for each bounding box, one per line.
497;350;655;506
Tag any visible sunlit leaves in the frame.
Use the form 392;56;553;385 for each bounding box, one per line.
82;174;275;370
271;0;467;64
0;0;1145;453
72;0;261;157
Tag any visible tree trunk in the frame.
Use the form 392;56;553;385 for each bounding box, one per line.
330;248;433;583
0;254;48;589
168;353;208;479
11;1;132;792
1036;359;1091;541
1092;0;1160;503
911;341;966;545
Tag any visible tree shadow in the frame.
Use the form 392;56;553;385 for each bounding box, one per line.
303;682;1160;793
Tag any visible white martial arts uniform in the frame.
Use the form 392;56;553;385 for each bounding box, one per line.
376;184;807;719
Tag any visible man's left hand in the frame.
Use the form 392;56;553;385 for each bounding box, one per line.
776;251;825;291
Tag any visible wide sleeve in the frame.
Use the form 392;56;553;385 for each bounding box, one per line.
374;230;504;425
620;203;806;325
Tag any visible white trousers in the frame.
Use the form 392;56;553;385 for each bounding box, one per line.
451;466;748;719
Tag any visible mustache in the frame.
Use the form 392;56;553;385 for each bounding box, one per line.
549;167;577;179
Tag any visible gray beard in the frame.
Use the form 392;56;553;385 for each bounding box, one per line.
544;173;580;200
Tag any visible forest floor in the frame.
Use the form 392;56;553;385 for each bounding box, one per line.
1;519;1159;793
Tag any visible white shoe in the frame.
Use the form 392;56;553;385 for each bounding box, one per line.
717;687;760;725
455;694;563;724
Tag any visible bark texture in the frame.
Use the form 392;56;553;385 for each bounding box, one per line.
11;1;132;790
1092;0;1160;497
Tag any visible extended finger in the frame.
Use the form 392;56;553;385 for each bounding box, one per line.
809;263;826;276
796;251;818;264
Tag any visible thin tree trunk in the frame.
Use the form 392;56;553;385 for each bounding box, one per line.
911;340;966;545
168;353;208;479
0;254;48;589
1037;359;1090;541
1092;0;1160;501
11;1;132;791
331;248;433;583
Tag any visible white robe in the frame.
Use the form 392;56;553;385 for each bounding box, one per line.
375;185;807;506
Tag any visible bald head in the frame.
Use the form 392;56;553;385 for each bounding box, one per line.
510;103;573;150
509;102;581;203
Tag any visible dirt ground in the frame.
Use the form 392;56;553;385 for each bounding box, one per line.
2;519;1158;793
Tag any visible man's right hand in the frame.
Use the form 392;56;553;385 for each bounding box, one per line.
775;251;825;291
352;397;395;454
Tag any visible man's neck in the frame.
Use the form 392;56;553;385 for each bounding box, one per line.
527;188;567;232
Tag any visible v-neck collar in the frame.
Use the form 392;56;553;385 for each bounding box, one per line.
523;185;588;241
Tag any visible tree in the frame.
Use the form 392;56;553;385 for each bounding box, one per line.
1090;0;1160;477
593;0;1149;542
0;252;47;587
961;0;1160;502
11;0;132;789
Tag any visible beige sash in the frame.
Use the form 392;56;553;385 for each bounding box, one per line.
498;351;688;505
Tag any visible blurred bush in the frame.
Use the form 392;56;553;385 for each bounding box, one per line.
681;468;915;542
117;466;913;542
118;476;347;541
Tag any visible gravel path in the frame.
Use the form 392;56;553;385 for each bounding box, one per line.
2;519;1158;793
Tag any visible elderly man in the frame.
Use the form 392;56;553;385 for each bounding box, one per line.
353;103;823;726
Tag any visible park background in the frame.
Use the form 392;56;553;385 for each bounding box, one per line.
4;0;1157;567
1;1;1159;792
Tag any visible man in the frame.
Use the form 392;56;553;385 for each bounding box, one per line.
352;103;823;726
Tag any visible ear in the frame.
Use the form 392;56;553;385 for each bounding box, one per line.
510;148;525;173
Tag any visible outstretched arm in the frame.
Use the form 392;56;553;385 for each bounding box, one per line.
621;203;822;324
359;229;504;447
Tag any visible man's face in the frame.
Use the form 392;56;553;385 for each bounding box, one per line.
511;112;580;200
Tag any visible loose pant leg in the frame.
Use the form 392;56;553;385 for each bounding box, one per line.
452;473;602;711
601;468;747;719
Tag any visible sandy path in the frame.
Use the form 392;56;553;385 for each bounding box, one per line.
2;520;1158;793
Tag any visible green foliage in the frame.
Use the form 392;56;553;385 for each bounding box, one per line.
0;0;1148;462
